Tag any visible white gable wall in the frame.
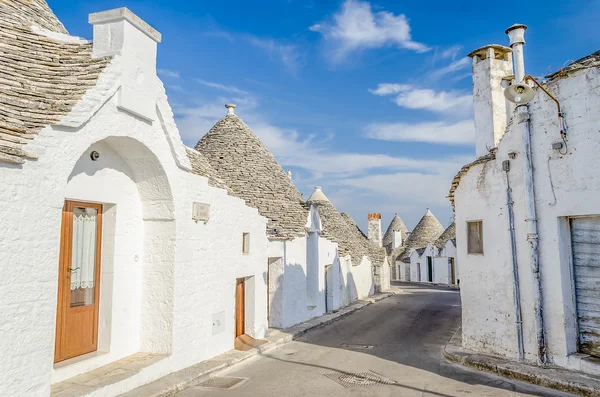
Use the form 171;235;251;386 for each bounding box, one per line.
455;65;600;367
0;55;269;396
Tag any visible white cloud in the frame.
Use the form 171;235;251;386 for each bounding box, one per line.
247;37;303;76
369;84;471;114
430;57;471;80
439;45;463;61
366;120;475;145
368;83;412;96
171;89;465;231
394;87;471;113
195;79;248;95
158;69;180;79
310;0;429;62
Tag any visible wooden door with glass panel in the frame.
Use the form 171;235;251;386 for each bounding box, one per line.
54;201;103;363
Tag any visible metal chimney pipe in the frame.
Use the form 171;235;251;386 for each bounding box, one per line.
506;24;527;83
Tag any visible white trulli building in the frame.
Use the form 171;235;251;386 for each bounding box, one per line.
0;3;271;396
391;209;444;282
193;107;389;329
382;213;409;280
408;222;458;286
452;23;600;372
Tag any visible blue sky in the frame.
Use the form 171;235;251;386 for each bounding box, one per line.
50;0;598;232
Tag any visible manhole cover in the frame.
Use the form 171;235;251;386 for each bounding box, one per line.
340;343;375;349
324;371;395;388
197;376;248;390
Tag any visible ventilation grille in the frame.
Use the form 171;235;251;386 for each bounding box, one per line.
324;371;395;388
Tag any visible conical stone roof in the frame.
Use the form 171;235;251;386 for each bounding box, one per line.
382;213;409;255
396;209;444;263
311;198;385;266
0;0;111;164
195;109;309;238
1;0;68;34
435;222;456;249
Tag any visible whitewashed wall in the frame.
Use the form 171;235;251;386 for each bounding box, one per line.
455;65;600;367
0;56;268;397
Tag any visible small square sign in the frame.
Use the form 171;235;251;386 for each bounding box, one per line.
192;202;210;222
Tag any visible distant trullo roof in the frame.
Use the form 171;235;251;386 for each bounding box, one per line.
0;0;111;164
310;195;385;266
195;106;309;238
435;222;456;249
395;209;444;263
382;213;409;255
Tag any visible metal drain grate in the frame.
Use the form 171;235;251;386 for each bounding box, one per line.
197;376;248;390
340;343;375;349
324;371;395;388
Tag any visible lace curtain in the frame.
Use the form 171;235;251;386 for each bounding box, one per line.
70;212;97;290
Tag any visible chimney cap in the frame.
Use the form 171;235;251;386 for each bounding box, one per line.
225;103;236;115
307;186;329;203
467;44;512;60
505;23;527;35
89;7;162;43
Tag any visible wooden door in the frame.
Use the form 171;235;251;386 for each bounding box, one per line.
571;217;600;357
450;258;456;285
235;278;245;338
55;201;103;363
427;257;433;282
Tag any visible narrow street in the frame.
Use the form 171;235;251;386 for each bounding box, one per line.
174;283;575;397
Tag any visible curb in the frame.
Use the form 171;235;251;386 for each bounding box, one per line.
443;327;600;397
122;291;395;397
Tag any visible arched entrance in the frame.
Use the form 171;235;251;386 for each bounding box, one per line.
57;136;176;366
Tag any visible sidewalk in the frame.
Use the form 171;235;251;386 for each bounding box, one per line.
121;291;395;397
444;327;600;397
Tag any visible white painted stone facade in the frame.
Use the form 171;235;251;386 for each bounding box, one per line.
454;25;600;372
0;9;268;397
408;243;458;285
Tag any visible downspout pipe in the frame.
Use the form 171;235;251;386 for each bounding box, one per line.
504;161;524;360
507;23;547;365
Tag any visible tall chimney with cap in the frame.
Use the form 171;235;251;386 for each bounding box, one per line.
506;24;527;83
468;43;513;157
368;213;382;247
89;8;162;122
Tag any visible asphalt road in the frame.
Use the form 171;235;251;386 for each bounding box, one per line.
175;283;575;396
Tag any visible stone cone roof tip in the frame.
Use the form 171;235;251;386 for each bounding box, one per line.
307;186;330;203
382;213;409;254
195;111;308;238
396;208;445;263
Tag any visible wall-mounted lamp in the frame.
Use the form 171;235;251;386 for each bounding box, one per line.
90;151;100;161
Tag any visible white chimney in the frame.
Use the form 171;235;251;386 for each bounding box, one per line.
368;213;382;248
468;44;513;157
392;231;402;248
89;8;162;122
287;170;292;180
226;103;236;115
506;24;527;83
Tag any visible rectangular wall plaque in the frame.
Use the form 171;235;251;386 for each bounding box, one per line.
212;311;225;335
192;202;210;222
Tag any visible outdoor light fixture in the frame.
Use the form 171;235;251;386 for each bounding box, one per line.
504;82;535;105
90;151;100;161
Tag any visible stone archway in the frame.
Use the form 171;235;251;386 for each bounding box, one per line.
66;136;176;356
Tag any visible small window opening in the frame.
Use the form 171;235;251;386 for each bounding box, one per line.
242;233;250;254
467;221;484;254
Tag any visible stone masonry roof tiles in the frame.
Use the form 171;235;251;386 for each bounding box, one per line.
315;200;386;267
0;0;111;164
396;209;444;263
382;213;409;255
195;113;309;238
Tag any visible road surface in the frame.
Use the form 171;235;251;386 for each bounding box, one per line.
175;283;574;396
